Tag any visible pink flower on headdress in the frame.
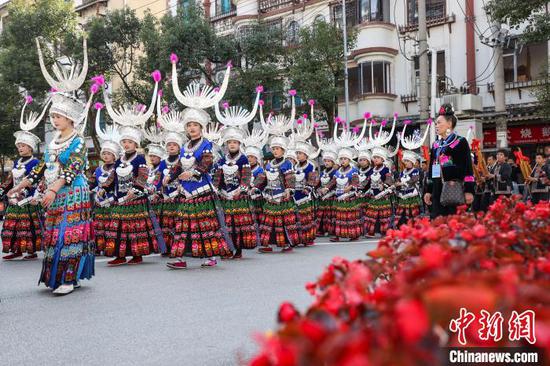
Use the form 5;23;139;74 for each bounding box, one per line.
158;89;163;97
403;119;412;125
364;112;371;119
318;131;325;138
92;75;105;86
162;105;170;114
439;106;446;115
151;70;162;83
394;112;399;119
136;104;146;113
313;123;319;128
302;113;308;119
25;95;33;104
94;102;104;110
222;101;229;109
226;60;233;68
170;53;179;64
297;119;303;125
371;119;377;125
90;83;99;94
352;126;360;133
50;87;58;93
256;85;264;93
288;89;297;96
427;118;433;125
335;116;342;124
258;99;265;106
214;87;220;93
381;119;387;127
439;154;449;164
308;99;315;106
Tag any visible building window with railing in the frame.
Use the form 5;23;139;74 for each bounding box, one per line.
286;21;300;45
359;0;390;23
214;0;236;16
503;41;548;83
360;61;392;94
332;0;358;28
412;50;446;95
407;0;446;25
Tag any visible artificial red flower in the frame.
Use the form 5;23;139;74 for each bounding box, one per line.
278;302;299;323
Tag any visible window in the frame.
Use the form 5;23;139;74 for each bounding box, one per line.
359;0;390;22
215;0;235;15
287;21;300;45
503;41;548;83
360;61;391;94
332;0;358;28
407;0;446;25
413;50;446;95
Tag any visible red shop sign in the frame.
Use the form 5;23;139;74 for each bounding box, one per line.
483;124;550;147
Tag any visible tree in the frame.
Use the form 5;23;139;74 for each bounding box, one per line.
0;0;78;166
485;0;550;116
288;20;357;133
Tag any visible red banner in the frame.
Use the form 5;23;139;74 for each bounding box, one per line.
483;124;550;147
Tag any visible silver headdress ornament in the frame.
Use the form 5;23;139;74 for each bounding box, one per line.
203;122;223;145
220;126;246;145
355;138;374;161
369;112;397;147
399;118;431;164
333;113;368;160
141;123;167;159
36;37;88;93
154;91;186;147
171;55;231;109
261;90;297;137
243;126;268;160
102;70;160;128
215;86;262;127
94;102;122;157
14;96;42;151
315;133;338;163
292;99;320;159
36;37;95;134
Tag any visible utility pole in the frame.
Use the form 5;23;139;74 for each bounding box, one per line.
492;21;507;149
342;0;350;129
418;0;430;122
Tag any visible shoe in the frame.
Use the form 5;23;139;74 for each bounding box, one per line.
23;254;38;260
281;246;293;253
53;284;74;295
107;257;127;266
166;260;187;269
305;242;315;246
127;256;143;265
258;247;273;253
3;252;22;260
232;253;242;259
201;258;217;267
329;237;340;242
161;253;170;257
74;281;81;289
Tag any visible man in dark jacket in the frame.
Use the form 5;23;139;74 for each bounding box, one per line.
487;149;512;202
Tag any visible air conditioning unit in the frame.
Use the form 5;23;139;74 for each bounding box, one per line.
439;94;483;114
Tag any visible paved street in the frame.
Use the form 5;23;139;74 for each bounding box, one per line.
0;238;377;366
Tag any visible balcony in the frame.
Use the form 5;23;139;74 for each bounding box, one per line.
399;0;455;34
487;78;550;99
259;0;299;14
75;0;108;12
211;4;237;35
211;4;237;22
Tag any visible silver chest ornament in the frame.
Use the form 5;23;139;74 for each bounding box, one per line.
12;164;26;186
98;170;110;185
45;160;61;186
295;170;306;190
180;153;196;170
266;168;281;190
116;163;134;193
222;164;239;186
320;173;331;186
358;172;367;184
371;170;383;190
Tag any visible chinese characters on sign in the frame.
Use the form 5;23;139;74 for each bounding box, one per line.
483;124;550;147
449;308;536;345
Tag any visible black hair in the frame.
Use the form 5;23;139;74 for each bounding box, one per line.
438;103;458;128
497;149;509;158
486;153;496;160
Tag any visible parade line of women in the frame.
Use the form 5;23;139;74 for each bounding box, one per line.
0;38;474;296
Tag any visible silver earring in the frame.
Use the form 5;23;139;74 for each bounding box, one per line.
446;128;451;135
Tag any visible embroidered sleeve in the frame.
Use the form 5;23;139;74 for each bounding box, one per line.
384;172;394;186
133;164;149;191
240;164;252;191
325;176;336;190
88;170;98;191
351;173;360;189
27;161;46;185
253;172;267;190
212;166;222;188
194;151;214;177
307;170;320;190
283;169;296;191
167;161;183;184
0;172;14;198
100;167;116;190
60;150;86;186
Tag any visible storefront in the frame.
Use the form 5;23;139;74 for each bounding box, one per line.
482;123;550;160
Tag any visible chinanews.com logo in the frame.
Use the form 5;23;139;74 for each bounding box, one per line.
445;308;544;365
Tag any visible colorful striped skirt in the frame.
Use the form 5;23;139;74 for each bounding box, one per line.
220;197;258;249
364;197;393;235
333;198;363;239
39;185;94;289
394;195;422;228
104;198;158;258
316;197;335;237
260;198;298;248
92;205;111;254
172;193;231;258
2;204;42;255
295;200;317;244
